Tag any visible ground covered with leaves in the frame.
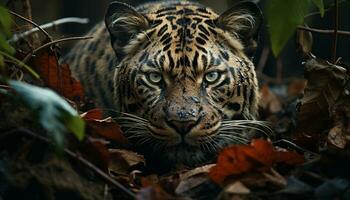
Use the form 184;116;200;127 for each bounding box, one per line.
1;1;350;200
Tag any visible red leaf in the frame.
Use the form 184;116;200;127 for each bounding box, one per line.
209;139;304;184
86;117;128;144
81;138;111;172
81;108;104;120
32;50;84;100
274;151;305;166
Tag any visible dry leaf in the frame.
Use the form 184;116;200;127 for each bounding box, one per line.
328;124;346;148
259;84;282;113
297;26;313;56
81;108;104;120
81;138;111;172
209;139;304;184
296;58;348;135
32;50;84;100
225;181;250;194
108;149;145;175
85;117;128;144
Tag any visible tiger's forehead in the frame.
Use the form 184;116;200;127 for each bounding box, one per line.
139;1;218;18
134;2;241;79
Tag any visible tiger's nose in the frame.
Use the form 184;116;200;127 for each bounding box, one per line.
168;120;197;135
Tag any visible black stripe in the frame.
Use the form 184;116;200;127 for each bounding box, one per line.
163;43;171;51
198;32;209;41
160;33;171;43
167;51;175;71
196;44;208;54
198;24;210;35
201;54;208;69
156;7;176;14
157;24;168;37
196;37;206;45
192;51;199;75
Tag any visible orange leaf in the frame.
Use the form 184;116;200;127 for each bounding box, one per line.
82;138;111;172
209;139;304;184
86;117;128;144
32;50;84;100
81;108;104;120
274;151;305;165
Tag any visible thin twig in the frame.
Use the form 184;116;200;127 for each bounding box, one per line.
332;0;339;63
9;10;52;41
22;36;93;63
9;17;90;43
257;46;270;74
297;26;350;36
276;58;283;84
272;139;320;158
4;128;136;199
21;0;40;47
256;72;299;84
32;36;93;54
304;0;350;18
0;50;39;78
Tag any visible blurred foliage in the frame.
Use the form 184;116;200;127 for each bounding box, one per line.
0;5;15;66
266;0;324;56
8;80;85;150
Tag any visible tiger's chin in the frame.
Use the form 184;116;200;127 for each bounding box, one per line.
132;137;235;173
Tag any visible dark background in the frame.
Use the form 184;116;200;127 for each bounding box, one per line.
4;0;350;81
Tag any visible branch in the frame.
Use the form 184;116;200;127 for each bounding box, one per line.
9;17;89;43
22;36;93;63
4;128;136;199
297;26;350;36
331;0;339;63
21;0;40;47
10;10;52;41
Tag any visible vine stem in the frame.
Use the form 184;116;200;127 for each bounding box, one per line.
10;10;52;42
297;26;350;36
21;36;93;63
331;0;339;63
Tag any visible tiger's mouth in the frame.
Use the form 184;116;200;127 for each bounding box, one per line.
117;112;272;166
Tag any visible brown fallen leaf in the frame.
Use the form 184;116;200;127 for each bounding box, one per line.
259;84;282;114
80;138;111;172
288;79;307;97
81;108;104;120
225;181;250;195
328;96;350;148
32;50;84;100
108;149;145;175
209;139;304;184
296;58;348;136
136;185;174;200
85;117;128;144
296;25;313;57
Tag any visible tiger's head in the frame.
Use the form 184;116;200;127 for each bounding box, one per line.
105;1;268;168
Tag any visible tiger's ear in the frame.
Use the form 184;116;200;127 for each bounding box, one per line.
105;1;149;58
216;1;262;57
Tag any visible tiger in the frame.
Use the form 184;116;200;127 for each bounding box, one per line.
66;0;268;169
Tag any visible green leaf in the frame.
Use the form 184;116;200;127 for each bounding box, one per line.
312;0;324;17
65;115;85;141
0;32;15;54
0;54;4;67
0;50;39;78
8;80;85;149
266;0;310;56
0;5;12;36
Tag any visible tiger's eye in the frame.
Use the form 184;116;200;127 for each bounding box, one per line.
148;72;162;84
205;71;220;83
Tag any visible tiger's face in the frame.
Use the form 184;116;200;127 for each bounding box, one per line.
105;1;266;167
